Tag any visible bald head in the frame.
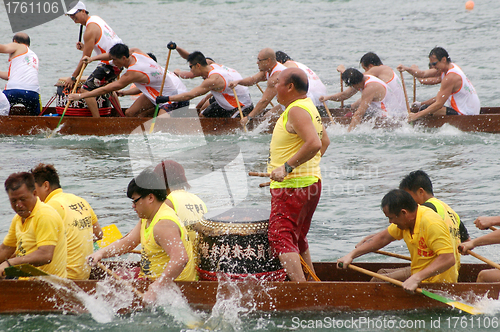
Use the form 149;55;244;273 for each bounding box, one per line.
259;48;276;61
282;68;308;93
13;32;30;46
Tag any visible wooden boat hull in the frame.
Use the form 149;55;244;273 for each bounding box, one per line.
2;107;500;136
0;262;497;314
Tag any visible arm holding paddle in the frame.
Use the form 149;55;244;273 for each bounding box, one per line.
402;253;455;292
474;216;500;230
228;71;273;126
459;228;500;254
68;70;138;101
156;73;223;104
65;23;100;88
143;219;189;303
0;243;55;277
337;229;395;269
319;87;357;104
88;222;141;264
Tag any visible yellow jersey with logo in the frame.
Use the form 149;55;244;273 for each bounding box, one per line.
139;204;196;281
167;189;206;245
387;205;459;283
3;199;67;277
267;97;323;189
45;189;98;280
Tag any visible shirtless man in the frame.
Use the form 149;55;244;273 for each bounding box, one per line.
68;43;186;117
0;33;40;115
155;51;253;118
397;47;480;122
228;48;286;126
65;1;123;117
321;68;395;131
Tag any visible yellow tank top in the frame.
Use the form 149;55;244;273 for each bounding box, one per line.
267;97;323;189
139;204;196;281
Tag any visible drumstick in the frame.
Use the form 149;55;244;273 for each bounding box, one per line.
340;73;344;108
248;172;270;177
413;76;416;103
259;182;270;187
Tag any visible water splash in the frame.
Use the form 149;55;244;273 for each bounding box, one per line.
153;282;206;329
38;275;136;323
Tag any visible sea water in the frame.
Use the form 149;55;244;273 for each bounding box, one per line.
1;0;500;331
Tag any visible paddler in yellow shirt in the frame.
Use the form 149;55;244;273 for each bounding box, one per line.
0;172;67;278
88;168;196;303
31;163;103;280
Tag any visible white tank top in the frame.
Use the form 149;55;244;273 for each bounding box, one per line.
207;63;252;110
126;52;178;104
86;16;122;59
0;92;10;115
289;61;327;107
362;75;389;116
441;63;480;115
6;46;39;93
167;71;188;94
384;70;408;118
265;62;287;81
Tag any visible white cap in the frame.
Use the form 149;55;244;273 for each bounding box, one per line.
66;1;86;15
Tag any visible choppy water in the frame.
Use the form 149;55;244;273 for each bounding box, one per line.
1;0;500;331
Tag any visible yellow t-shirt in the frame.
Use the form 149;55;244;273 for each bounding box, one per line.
167;189;207;244
3;198;67;278
139;203;196;281
387;205;459;283
267;97;324;189
45;188;98;280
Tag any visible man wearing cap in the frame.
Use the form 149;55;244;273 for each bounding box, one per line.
65;1;123;117
0;33;40;115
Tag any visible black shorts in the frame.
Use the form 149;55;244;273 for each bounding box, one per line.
82;63;122;91
446;107;459;115
200;97;253;118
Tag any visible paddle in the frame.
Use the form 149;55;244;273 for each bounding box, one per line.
375;250;411;261
95;224;123;250
231;87;248;132
463;249;500;271
322;101;334;124
400;71;411;114
340;262;481;315
300;256;320;281
48;62;87;138
149;47;172;133
78;24;83;42
4;264;49;277
490;226;498;231
256;82;275;107
340;72;344;108
413;76;416;103
97;261;144;298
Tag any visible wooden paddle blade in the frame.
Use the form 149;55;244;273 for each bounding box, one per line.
5;264;49;277
96;224;123;249
419;289;482;315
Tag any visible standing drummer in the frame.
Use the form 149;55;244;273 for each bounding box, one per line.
64;1;123;117
267;68;329;281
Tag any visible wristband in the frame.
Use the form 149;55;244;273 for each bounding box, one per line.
284;162;294;174
5;259;11;267
71;76;76;81
247;116;253;122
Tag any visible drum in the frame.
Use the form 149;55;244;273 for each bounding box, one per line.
194;208;286;281
55;83;112;116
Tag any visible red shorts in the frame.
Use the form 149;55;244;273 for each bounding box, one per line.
268;181;321;256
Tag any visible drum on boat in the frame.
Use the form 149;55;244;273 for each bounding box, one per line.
55;79;112;116
194;208;286;281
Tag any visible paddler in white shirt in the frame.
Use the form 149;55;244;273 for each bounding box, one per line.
397;47;480;122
